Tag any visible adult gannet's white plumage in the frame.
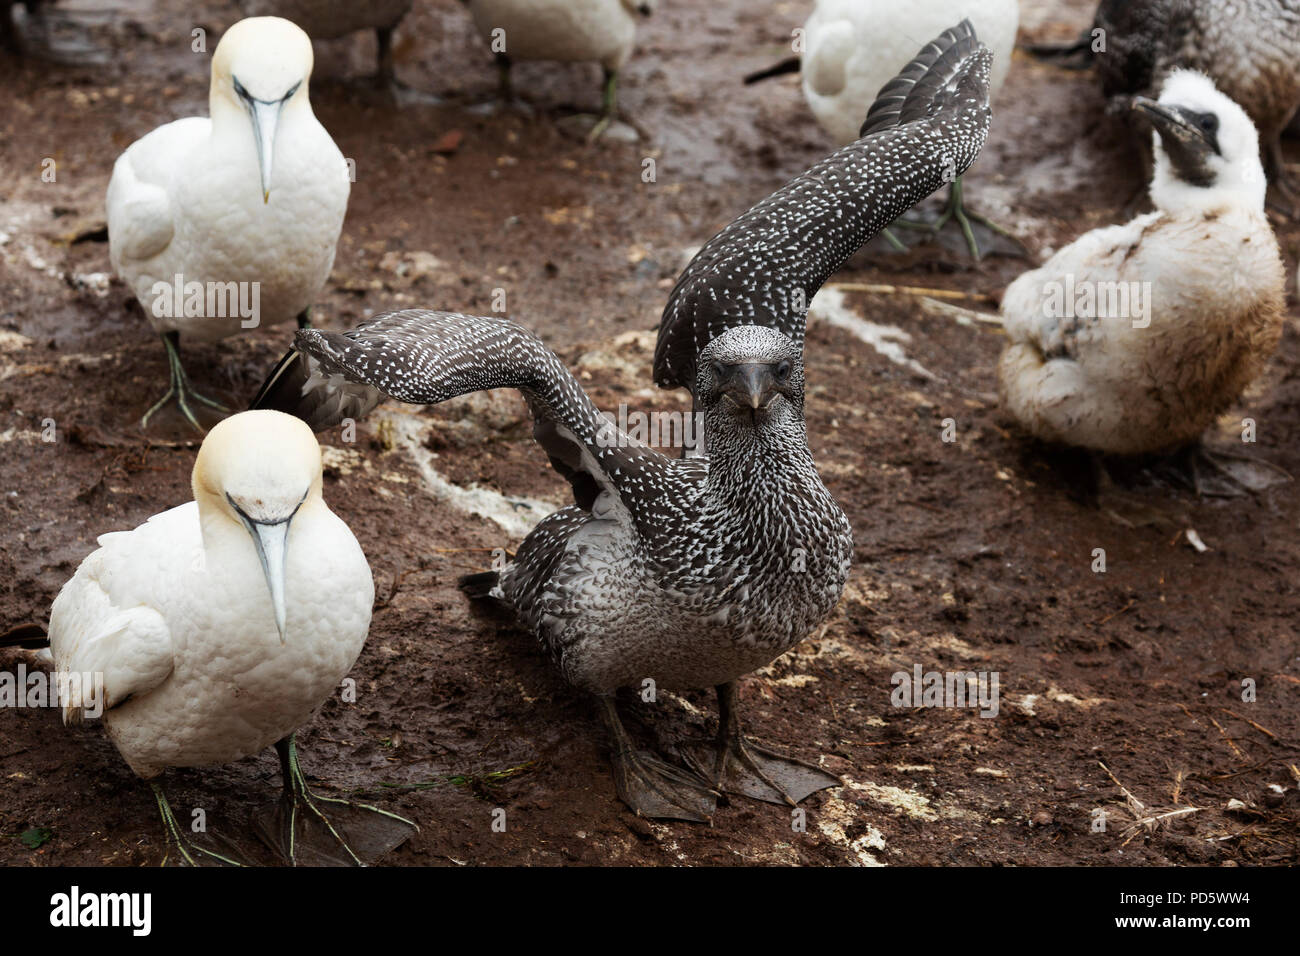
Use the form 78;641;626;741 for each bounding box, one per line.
106;16;350;431
747;0;1019;257
239;0;412;84
42;410;407;865
464;0;654;139
998;71;1285;488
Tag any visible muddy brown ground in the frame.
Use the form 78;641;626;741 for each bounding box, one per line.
1;0;1298;867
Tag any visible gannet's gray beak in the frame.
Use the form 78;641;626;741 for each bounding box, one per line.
1132;96;1221;180
246;518;290;642
722;363;780;410
248;98;282;204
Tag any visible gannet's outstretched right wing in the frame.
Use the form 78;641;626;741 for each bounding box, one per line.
252;310;703;539
654;20;992;394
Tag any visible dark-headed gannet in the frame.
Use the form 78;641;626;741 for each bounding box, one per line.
253;313;853;823
1092;0;1300;211
998;71;1286;492
106;17;349;431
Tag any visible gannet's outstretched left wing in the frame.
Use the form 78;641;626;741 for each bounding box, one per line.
653;19;992;394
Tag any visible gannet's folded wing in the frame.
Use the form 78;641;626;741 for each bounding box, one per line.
48;549;174;726
251;310;678;523
653;19;993;393
104;118;208;264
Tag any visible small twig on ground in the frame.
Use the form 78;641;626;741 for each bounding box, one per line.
1206;712;1249;761
828;281;996;305
1096;599;1136;626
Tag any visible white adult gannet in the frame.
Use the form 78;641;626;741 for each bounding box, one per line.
746;0;1019;257
998;71;1285;492
464;0;654;139
106;16;350;431
239;0;412;85
39;410;407;865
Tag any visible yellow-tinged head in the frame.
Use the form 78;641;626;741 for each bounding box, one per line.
192;409;324;641
210;17;315;203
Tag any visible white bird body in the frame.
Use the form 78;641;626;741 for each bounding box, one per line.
998;71;1285;456
47;411;373;780
239;0;411;40
466;0;648;71
106;16;349;343
800;0;1018;144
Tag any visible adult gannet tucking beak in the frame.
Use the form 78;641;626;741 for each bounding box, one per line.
18;410;413;866
106;16;349;433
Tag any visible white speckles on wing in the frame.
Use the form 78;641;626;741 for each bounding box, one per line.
653;19;993;392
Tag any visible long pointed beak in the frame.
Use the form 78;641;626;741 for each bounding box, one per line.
246;518;291;642
248;99;282;203
724;363;779;410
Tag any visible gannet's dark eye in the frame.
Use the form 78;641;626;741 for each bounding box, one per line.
232;76;250;101
712;360;726;378
775;360;791;381
1197;113;1218;136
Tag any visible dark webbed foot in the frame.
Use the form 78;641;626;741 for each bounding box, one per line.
254;735;417;866
1172;443;1292;498
686;682;842;807
600;697;718;822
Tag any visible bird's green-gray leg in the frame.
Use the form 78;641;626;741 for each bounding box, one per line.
688;681;843;807
296;307;312;330
587;67;619;142
271;734;417;867
151;781;243;867
600;696;719;822
892;177;1020;260
140;331;230;433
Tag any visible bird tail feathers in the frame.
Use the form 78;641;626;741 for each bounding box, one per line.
0;622;49;649
744;55;800;85
458;571;503;602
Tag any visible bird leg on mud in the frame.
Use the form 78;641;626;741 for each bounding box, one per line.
151;781;243;867
891;177;1023;260
255;734;417;866
140;331;230;433
586;67;621;142
600;696;719;822
685;681;843;807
